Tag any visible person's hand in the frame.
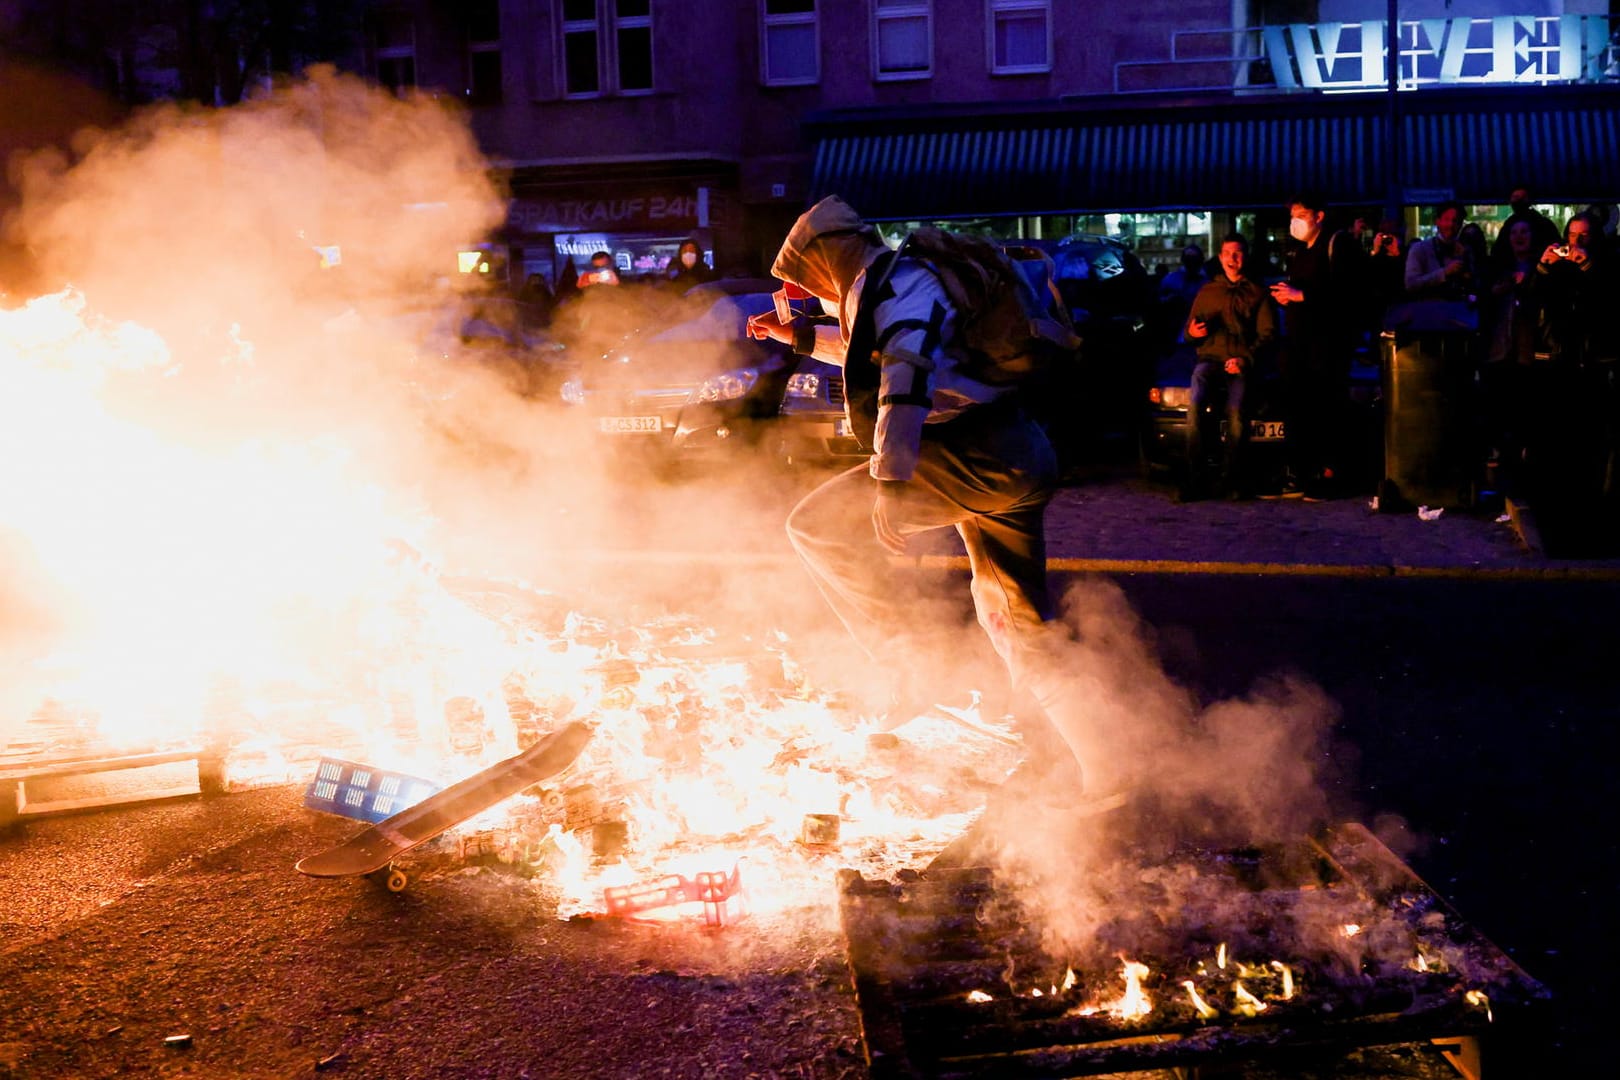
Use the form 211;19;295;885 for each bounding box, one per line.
1513;269;1526;285
1186;317;1208;338
1269;282;1303;305
747;311;794;343
1567;244;1589;266
1443;259;1465;278
1224;357;1243;376
1540;244;1564;265
872;484;908;555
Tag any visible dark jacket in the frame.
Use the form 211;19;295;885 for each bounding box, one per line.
1186;274;1276;370
1283;229;1361;347
1531;254;1616;364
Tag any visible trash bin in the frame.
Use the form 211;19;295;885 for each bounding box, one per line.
1378;303;1478;511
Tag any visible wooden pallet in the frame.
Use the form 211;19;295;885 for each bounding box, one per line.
836;824;1550;1079
0;747;227;829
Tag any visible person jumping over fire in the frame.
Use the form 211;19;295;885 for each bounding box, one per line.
748;196;1093;863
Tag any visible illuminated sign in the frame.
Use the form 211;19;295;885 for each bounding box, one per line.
1265;14;1617;91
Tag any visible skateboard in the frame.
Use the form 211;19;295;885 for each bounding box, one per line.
295;721;593;892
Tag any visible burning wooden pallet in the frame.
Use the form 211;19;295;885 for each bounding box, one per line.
0;746;227;829
837;823;1549;1079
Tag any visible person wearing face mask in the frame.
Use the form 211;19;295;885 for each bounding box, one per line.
1267;193;1362;501
666;239;715;292
747;196;1095;847
1525;212;1619;548
1491;186;1561;265
1405;202;1476;302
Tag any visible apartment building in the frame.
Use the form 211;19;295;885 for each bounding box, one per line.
365;1;1620;283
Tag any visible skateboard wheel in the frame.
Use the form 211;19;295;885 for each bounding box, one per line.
385;868;408;892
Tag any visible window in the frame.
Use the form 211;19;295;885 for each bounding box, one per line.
874;0;931;80
616;0;653;92
562;0;654;98
374;8;416;96
466;0;502;105
762;0;818;86
562;0;600;96
986;0;1050;74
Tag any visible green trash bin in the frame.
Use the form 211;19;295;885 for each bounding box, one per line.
1378;316;1477;512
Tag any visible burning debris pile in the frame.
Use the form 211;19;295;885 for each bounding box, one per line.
837;824;1549;1078
386;577;1026;921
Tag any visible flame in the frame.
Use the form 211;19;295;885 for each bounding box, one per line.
967;990;994;1004
1182;980;1219;1020
1464;989;1493;1022
1232;980;1268;1017
1342;923;1363;937
1060;967;1077;993
2;289;1028;922
1271;960;1295;1000
1216;942;1227;969
1112;960;1153;1020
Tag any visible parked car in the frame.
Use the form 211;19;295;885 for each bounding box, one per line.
1036;235;1156;467
1140;342;1382;489
451;295;572;400
775;353;864;467
558;279;798;466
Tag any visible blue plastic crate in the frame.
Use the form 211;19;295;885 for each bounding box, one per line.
302;757;440;823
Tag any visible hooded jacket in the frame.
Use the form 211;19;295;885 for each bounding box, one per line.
770;196;1008;481
1187;273;1275;369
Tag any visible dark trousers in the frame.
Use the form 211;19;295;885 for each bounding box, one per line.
786;405;1058;679
1188;361;1248;485
1279;337;1350;481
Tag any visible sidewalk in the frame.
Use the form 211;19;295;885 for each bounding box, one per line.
919;466;1620;579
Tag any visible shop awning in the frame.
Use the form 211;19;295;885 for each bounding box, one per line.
807;85;1620;218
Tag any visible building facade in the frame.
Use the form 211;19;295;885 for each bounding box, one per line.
360;0;1620;281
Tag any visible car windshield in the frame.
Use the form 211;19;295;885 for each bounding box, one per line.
650;293;773;343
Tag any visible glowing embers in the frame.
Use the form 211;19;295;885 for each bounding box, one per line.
837;825;1550;1078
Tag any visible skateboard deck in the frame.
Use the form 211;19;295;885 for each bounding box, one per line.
296;721;592;886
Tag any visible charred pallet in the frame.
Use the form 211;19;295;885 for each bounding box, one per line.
837;824;1550;1080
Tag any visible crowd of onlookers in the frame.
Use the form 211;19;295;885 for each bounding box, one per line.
1155;186;1617;522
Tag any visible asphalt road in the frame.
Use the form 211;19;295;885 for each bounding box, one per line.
1;572;1611;1078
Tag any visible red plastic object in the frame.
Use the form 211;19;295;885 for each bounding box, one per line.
601;860;747;927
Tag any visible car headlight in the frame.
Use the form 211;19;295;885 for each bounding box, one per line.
784;371;823;399
560;376;586;405
696;368;759;404
1149;386;1191;409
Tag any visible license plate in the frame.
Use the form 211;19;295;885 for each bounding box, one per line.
1250;419;1285;440
599;416;661;434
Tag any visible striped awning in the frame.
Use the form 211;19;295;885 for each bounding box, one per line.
807;85;1620;218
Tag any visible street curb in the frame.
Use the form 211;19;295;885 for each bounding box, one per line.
922;555;1620;581
527;550;1620;581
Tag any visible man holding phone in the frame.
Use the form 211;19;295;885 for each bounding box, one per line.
1182;234;1276;501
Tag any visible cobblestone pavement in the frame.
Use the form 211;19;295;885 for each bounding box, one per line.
919;465;1620;579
